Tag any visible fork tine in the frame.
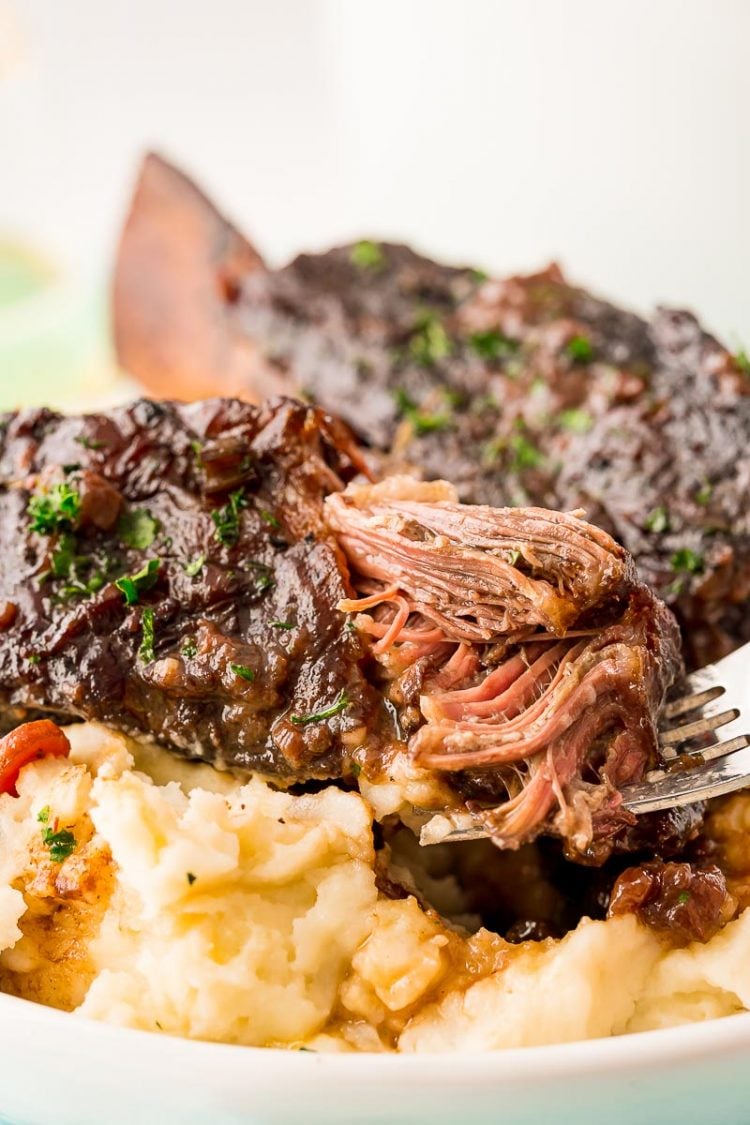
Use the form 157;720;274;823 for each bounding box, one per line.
663;685;724;719
692;734;750;764
622;739;750;814
660;707;739;746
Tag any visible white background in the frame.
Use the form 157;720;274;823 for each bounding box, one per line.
1;0;749;340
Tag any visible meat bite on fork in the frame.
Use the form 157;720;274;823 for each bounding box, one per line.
0;397;682;860
326;477;682;859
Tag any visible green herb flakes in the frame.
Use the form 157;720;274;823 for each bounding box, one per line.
51;532;77;578
468;329;517;362
184;554;205;578
506;549;521;566
391;387;451;435
139;607;156;662
41;823;76;863
75;434;106;451
115;559;161;606
118;508;159;550
677;891;691;905
408;311;452;367
27;482;81;535
271;620;294;631
735;349;750;376
469;267;488;283
230;663;256;683
212;490;247;546
509;433;543;472
259;509;280;529
60;571;107;601
558;408;593;434
565;335;594;364
181;638;198;659
695;482;713;506
671;548;704;575
645;507;670;534
350;240;384;270
290;691;349;726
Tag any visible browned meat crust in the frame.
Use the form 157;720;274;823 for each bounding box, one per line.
0;399;681;862
0;397;382;779
112;154;750;669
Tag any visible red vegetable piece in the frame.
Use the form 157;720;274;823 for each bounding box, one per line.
0;720;71;796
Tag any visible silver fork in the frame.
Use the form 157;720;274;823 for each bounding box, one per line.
420;639;750;845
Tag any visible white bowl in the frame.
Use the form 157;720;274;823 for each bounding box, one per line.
0;992;748;1124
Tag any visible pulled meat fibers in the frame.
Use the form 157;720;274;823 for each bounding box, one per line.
326;477;682;860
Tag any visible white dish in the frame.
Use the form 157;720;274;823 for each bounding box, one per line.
0;991;748;1124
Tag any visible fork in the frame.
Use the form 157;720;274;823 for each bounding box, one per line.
419;639;750;845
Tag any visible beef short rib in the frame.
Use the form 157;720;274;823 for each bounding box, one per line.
113;154;750;669
0;397;681;860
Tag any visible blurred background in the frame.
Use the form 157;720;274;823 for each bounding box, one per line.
1;0;748;409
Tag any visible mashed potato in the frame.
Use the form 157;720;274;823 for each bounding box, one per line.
0;721;749;1051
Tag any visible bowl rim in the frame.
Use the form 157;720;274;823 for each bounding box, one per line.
2;986;749;1082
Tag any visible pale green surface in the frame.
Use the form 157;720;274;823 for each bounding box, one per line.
0;239;119;411
0;240;53;307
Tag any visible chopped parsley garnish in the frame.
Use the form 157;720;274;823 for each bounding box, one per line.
558;408;593;434
469;267;488;283
60;571;107;601
695;482;712;506
256;571;274;592
51;532;77;578
41;822;77;863
468;329;517;362
75;434;105;451
271;620;294;630
181;638;198;659
115;559;161;605
351;762;362;778
677;891;691;905
412;411;451;434
139;607;156;662
392;387;451;435
37;806;50;823
184;554;205;578
27;482;81;535
645;506;670;533
229;663;256;682
671;548;704;575
508;433;544;471
259;509;280;529
46;533;111;601
186;872;197;886
212;490;247;546
565;334;594;364
350;240;384;270
118;508;159;550
735;349;750;376
506;549;521;566
290;691;349;726
408;311;452;367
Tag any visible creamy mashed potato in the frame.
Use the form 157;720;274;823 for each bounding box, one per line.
0;721;749;1051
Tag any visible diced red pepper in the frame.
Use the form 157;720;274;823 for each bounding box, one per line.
0;720;71;796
